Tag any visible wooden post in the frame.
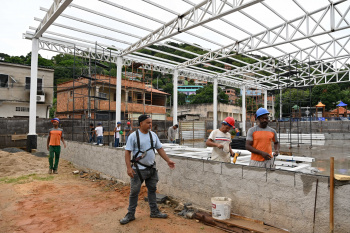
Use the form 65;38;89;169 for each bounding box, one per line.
330;157;334;233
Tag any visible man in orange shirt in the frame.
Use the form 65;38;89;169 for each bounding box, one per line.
47;118;66;174
245;108;279;168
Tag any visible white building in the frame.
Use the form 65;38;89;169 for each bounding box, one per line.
0;62;54;118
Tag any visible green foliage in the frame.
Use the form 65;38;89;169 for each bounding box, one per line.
235;96;262;112
188;84;228;104
50;98;57;118
0;174;54;184
311;84;340;110
274;89;310;118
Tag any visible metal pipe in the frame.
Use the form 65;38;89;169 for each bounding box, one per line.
213;78;218;130
330;157;334;233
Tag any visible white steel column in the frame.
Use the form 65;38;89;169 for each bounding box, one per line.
173;69;178;125
242;85;246;136
264;89;268;109
272;95;275;120
29;38;39;135
213;78;218;130
116;56;122;126
280;89;283;119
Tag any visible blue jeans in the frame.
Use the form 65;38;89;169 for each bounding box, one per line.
125;136;129;143
114;138;119;147
89;134;95;143
128;168;159;215
96;136;103;145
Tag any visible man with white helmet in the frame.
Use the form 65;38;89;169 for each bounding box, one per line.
206;117;235;162
245;108;280;168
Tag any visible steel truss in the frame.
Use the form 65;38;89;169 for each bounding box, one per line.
24;0;350;91
26;32;252;89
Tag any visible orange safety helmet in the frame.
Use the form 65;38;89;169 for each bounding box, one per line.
222;117;235;128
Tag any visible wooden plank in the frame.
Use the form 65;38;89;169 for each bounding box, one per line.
198;212;288;233
11;134;27;141
103;131;116;136
280;151;292;156
334;174;350;181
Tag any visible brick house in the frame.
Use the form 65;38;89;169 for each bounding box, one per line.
56;75;169;120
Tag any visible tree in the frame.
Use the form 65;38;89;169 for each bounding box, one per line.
274;88;310;118
188;84;228;104
311;84;340;111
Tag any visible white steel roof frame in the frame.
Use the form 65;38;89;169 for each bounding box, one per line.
24;0;350;91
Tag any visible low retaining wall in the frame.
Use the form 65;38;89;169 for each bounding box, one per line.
37;137;350;233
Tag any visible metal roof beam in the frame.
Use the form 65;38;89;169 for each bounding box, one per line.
33;0;73;38
120;0;263;55
178;1;350;69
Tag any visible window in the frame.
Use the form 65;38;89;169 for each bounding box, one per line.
0;74;9;87
99;92;107;99
16;107;29;112
70;91;73;97
25;77;42;91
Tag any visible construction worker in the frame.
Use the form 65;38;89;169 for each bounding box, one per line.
206;117;235;162
95;122;104;146
245;108;280;168
235;128;240;136
47;118;66;174
167;124;178;143
124;121;132;143
114;121;121;147
120;114;175;225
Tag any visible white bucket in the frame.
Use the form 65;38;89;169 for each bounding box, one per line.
211;197;232;220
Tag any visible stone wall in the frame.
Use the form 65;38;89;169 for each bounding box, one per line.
37;137;350;233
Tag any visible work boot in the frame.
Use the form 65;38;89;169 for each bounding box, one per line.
120;213;135;225
48;169;52;174
150;211;168;218
53;170;58;174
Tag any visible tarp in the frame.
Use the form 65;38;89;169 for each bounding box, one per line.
292;105;299;110
337;101;347;107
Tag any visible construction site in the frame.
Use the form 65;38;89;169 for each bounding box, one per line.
1;0;350;232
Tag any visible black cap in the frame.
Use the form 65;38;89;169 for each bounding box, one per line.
138;114;150;125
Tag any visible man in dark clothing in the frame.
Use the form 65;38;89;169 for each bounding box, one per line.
89;123;95;143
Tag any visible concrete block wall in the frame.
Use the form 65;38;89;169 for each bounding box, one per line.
36;137;350;233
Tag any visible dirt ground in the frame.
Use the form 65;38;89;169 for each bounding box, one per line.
0;150;222;233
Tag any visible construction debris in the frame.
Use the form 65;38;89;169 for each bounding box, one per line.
193;211;288;233
177;203;196;219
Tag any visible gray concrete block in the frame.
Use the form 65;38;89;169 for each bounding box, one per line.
243;166;267;182
294;173;318;195
167;155;187;168
186;158;203;171
267;170;295;187
291;218;313;233
258;198;271;211
203;160;222;174
221;163;243;179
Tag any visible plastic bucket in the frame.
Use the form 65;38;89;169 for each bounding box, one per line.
211;197;232;220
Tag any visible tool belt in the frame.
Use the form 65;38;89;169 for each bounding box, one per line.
131;130;156;183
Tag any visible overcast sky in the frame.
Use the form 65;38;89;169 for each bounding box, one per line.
1;0;349;61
